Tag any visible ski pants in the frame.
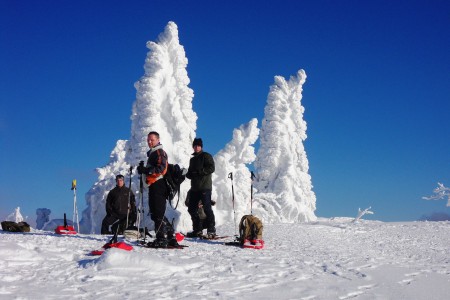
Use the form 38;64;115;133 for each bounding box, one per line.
188;189;215;233
148;179;169;239
101;214;126;234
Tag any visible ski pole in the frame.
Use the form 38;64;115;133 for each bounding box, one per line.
228;172;237;236
71;179;80;232
126;165;133;229
250;171;255;215
138;161;146;244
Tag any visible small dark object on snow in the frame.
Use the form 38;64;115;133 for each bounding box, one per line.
1;221;30;233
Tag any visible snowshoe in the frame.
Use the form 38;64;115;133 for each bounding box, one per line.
144;238;188;249
55;213;77;235
199;234;231;240
243;239;264;249
55;226;77;235
175;232;185;242
206;232;217;239
90;241;133;255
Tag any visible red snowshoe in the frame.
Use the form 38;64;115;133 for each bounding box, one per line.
91;241;133;255
242;239;264;249
55;213;77;235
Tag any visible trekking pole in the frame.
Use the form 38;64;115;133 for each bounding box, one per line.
228;172;237;236
71;179;80;232
250;171;255;215
126;165;133;228
138;162;146;244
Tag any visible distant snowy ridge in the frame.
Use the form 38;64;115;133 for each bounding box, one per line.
79;21;316;233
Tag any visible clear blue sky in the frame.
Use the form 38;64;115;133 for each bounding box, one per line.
1;0;449;223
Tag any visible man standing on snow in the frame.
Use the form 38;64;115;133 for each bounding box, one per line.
137;131;175;247
186;138;217;238
101;174;136;234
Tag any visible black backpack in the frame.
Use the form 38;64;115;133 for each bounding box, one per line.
164;164;186;208
1;221;31;232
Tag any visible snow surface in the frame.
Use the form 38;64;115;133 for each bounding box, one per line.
1;219;449;299
78;21;317;234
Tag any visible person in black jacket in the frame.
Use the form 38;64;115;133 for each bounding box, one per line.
101;174;136;234
186;138;216;238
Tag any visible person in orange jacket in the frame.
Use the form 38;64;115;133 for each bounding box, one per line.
137;131;174;247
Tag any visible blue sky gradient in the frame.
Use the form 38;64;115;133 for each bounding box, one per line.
1;0;449;223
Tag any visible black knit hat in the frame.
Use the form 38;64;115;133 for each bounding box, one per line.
192;138;203;147
115;174;124;180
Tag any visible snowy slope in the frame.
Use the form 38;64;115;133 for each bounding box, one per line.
1;219;449;299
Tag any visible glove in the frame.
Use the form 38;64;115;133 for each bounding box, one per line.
137;165;147;175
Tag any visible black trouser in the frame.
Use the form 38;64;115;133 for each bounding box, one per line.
188;190;215;233
101;214;126;234
148;179;169;239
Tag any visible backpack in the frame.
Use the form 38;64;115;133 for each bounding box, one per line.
238;215;264;249
164;164;186;208
1;221;31;233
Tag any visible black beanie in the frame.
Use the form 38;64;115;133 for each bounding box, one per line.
115;174;124;180
192;138;203;147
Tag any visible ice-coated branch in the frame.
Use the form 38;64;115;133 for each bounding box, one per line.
423;182;450;207
352;206;374;223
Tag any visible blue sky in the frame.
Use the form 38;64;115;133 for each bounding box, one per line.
1;0;449;223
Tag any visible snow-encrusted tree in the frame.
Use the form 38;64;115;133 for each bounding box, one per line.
80;22;197;233
6;207;24;223
212;118;259;230
36;208;51;230
423;182;450;207
253;69;316;223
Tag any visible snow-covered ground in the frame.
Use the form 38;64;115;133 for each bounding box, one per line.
1;218;449;299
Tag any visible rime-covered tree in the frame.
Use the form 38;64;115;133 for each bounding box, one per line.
423;182;450;207
212;118;259;229
254;69;316;223
80;22;197;233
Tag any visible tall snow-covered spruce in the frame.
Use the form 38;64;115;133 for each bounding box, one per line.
80;22;197;233
212;119;259;229
254;70;317;223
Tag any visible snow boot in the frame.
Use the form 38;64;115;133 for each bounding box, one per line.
147;238;168;248
186;231;203;238
167;237;180;247
206;232;217;239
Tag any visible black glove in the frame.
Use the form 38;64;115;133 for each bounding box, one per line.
137;165;147;175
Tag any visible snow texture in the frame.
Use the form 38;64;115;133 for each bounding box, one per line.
1;219;449;299
254;70;317;223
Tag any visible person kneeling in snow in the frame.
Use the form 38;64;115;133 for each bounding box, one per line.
101;174;136;234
